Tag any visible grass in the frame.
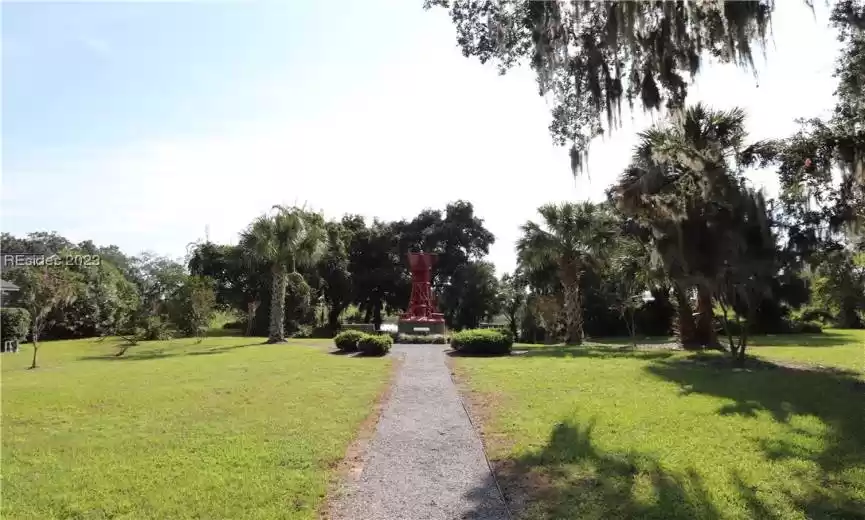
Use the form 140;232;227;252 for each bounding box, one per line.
748;329;865;375
1;335;392;520
453;331;865;519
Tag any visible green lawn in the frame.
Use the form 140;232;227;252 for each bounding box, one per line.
455;331;865;519
749;329;865;376
1;336;392;520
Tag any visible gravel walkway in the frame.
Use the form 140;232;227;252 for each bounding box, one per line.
330;344;509;520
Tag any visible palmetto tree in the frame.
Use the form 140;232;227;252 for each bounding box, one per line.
517;202;616;345
613;103;755;348
240;206;326;343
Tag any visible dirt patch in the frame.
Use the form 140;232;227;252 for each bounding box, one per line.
492;459;559;516
320;354;402;520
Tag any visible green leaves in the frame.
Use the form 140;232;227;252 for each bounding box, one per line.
430;1;777;174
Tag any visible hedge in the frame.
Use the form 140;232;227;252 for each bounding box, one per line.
334;330;366;352
358;334;393;356
450;328;513;356
394;333;448;344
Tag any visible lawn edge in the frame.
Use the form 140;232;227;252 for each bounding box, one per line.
320;354;402;520
447;356;543;518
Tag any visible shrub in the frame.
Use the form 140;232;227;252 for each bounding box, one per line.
798;308;835;324
450;328;513;355
357;334;393;356
222;320;245;330
1;308;30;345
334;330;366;352
294;326;333;339
791;321;823;334
137;316;173;341
395;333;448;344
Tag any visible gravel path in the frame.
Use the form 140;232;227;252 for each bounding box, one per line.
330;344;509;520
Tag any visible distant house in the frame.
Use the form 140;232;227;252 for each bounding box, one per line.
0;279;20;307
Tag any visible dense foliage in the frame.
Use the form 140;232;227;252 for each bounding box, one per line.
357;333;393;356
0;308;30;345
450;328;514;355
334;330;366;352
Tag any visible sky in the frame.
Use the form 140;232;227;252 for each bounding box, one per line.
1;0;843;275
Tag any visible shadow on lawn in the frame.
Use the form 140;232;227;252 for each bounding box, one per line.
747;332;857;348
646;354;865;518
588;336;675;346
517;345;677;361
78;342;265;362
464;419;722;519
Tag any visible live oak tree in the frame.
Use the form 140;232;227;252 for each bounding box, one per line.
426;0;779;174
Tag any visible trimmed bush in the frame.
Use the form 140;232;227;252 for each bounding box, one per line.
341;323;377;334
395;333;448;344
357;334;393;356
334;330;366;352
1;308;30;345
450;328;513;356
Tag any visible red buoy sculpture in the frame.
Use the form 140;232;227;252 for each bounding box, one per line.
397;252;446;335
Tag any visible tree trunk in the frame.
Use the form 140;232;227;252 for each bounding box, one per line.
328;306;342;333
562;282;583;345
372;301;383;332
267;268;287;343
29;332;39;369
695;285;717;347
508;314;518;340
673;284;699;349
246;301;259;337
838;299;865;329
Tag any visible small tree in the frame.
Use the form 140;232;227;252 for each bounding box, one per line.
169;275;217;340
9;266;80;369
533;294;563;344
716;189;777;367
608;236;654;348
499;272;527;340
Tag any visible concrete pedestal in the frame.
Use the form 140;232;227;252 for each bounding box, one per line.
397;320;446;336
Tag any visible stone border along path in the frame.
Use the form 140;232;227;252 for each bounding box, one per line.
329;344;511;520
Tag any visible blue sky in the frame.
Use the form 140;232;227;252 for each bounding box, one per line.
1;1;842;274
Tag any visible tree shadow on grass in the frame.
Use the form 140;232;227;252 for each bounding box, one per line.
748;332;857;348
646;354;865;518
78;342;265;362
464;419;722;520
588;336;675;346
445;349;512;358
517;345;677;361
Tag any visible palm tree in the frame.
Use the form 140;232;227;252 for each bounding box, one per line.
517;202;616;345
240;206;326;343
613;103;754;348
